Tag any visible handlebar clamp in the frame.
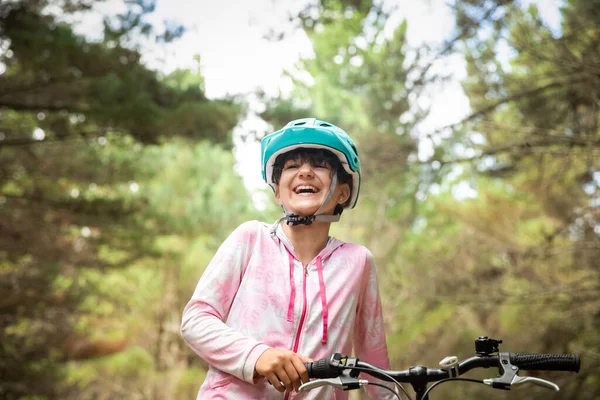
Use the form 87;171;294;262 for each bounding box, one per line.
486;352;517;390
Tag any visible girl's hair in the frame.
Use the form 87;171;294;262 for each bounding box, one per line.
271;148;353;214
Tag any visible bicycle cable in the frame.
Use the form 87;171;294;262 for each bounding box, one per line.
419;378;485;399
347;366;413;400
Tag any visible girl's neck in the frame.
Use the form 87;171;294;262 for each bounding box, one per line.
282;222;331;265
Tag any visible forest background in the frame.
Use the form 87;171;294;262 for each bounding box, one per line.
1;0;598;399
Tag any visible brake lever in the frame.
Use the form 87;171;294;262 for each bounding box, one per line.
299;377;344;391
483;352;560;392
511;375;559;391
299;375;369;392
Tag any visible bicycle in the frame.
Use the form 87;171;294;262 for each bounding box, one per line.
300;336;581;400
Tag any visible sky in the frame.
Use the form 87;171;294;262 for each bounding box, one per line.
144;0;473;198
145;0;456;96
71;0;563;201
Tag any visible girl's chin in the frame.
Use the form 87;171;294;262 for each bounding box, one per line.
284;203;320;215
282;197;337;216
284;204;336;217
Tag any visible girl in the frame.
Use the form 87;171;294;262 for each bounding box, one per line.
181;118;394;399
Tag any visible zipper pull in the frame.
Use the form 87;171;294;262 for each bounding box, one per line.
303;265;309;276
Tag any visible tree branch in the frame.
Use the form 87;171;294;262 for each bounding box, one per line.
0;75;80;98
410;0;512;86
416;135;600;166
0;137;77;147
421;74;589;143
0;101;85;113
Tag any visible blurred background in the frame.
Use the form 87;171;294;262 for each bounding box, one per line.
1;0;598;399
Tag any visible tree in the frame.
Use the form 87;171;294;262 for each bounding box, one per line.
260;1;597;398
260;0;427;257
0;1;246;398
407;0;600;397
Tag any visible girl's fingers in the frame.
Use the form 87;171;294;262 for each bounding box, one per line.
275;368;294;393
267;373;286;393
258;349;314;393
291;356;310;384
283;361;302;391
300;355;314;363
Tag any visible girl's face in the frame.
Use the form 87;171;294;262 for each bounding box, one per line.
274;156;350;217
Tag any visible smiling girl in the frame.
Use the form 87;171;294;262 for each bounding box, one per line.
181;118;394;399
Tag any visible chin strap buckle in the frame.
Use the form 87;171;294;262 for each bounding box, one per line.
286;215;316;226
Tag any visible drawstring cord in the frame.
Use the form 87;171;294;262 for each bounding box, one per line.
286;252;296;322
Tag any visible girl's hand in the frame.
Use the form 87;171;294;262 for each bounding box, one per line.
255;348;312;393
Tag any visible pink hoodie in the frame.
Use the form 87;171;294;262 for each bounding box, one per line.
181;220;395;399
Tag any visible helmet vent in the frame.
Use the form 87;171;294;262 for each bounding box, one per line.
319;123;332;127
293;121;306;126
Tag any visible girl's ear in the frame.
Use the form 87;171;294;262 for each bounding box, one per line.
337;183;351;205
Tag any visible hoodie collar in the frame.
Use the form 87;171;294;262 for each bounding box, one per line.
272;223;345;262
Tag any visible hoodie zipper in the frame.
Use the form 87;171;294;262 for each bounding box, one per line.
292;263;308;353
285;262;308;400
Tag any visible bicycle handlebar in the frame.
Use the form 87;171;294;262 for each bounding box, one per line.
305;353;580;381
509;352;580;371
301;337;581;399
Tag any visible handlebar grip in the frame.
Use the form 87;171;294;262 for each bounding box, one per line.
509;353;580;372
304;358;341;379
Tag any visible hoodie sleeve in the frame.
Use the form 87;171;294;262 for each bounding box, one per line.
180;221;271;384
353;249;398;399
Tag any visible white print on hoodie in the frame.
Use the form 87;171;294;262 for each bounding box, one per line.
181;220;396;399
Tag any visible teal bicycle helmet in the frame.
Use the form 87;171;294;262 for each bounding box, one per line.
261;118;362;232
261;118;361;209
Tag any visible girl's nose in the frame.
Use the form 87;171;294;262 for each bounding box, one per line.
298;163;314;177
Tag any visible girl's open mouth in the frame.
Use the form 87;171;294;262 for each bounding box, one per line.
293;185;320;195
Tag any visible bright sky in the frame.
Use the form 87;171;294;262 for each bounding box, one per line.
72;0;562;201
147;0;456;96
145;0;562;202
142;0;472;198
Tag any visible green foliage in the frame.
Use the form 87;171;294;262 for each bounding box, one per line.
67;346;155;385
422;0;599;397
0;1;240;146
2;0;598;398
142;139;253;234
163;67;205;92
265;1;599;399
172;367;207;399
263;0;424;259
0;1;253;399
